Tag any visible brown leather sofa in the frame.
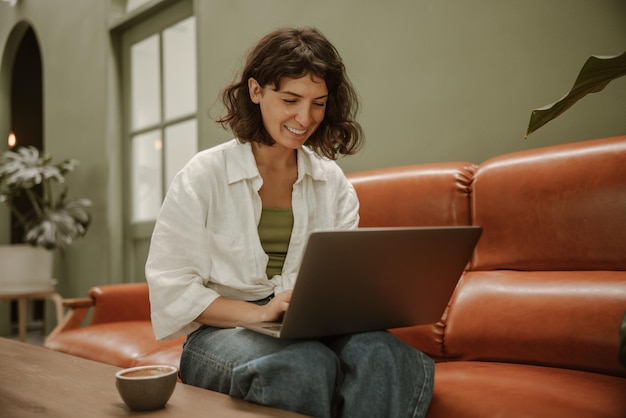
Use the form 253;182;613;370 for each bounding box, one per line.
45;136;626;417
45;283;184;369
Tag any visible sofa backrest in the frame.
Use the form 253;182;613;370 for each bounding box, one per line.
471;136;626;271
348;136;626;377
88;283;151;324
444;136;626;377
348;162;475;228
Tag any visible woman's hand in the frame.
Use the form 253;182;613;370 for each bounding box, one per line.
260;289;292;322
195;289;292;328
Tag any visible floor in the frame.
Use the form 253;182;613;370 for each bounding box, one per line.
8;328;46;346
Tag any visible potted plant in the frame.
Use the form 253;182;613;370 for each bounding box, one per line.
0;146;91;292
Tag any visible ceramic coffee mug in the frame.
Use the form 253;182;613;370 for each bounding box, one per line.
115;365;177;411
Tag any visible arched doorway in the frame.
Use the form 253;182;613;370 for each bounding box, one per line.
9;26;43;244
1;22;43;243
0;22;45;337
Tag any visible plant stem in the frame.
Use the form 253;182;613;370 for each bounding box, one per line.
25;188;44;219
43;178;54;209
4;199;28;228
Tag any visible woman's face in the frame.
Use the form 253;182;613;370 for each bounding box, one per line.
248;74;328;151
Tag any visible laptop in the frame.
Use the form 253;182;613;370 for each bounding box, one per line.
241;226;482;339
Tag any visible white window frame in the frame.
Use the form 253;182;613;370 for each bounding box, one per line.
113;0;197;280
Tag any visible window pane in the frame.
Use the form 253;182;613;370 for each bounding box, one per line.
126;0;152;12
131;35;160;130
163;17;197;121
132;130;162;221
164;120;197;188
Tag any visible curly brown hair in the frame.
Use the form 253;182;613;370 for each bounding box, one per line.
218;27;364;160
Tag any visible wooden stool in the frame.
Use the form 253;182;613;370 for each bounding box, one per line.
0;290;63;342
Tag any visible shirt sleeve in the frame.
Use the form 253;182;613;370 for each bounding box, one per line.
145;166;220;340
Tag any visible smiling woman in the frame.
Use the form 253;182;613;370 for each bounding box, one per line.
145;27;434;418
218;27;363;160
246;74;330;209
248;75;328;153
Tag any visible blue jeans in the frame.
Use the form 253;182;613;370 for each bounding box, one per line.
179;325;434;417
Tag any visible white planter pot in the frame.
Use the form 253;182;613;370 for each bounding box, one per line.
0;244;56;293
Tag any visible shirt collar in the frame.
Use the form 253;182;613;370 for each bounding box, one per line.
296;145;328;182
225;139;328;184
225;140;259;184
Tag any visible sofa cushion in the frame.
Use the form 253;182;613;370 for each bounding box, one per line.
44;321;184;369
426;361;626;418
443;270;626;377
133;339;184;369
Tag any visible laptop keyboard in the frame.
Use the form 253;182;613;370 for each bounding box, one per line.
262;325;283;331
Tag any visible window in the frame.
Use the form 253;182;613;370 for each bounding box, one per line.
122;3;197;223
115;0;197;281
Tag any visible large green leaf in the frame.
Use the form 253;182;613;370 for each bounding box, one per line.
525;51;626;138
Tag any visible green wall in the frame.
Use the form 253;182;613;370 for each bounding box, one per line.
196;0;626;173
0;0;625;334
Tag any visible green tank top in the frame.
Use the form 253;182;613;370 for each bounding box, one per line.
258;207;294;279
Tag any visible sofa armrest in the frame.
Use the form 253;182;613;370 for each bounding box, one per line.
46;297;94;340
63;297;94;310
45;283;152;346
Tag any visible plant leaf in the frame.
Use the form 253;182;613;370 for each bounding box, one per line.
0;146;65;189
525;51;626;138
1;146;91;250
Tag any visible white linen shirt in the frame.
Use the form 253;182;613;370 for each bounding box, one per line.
145;139;360;340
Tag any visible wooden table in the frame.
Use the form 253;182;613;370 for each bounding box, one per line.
0;338;307;417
